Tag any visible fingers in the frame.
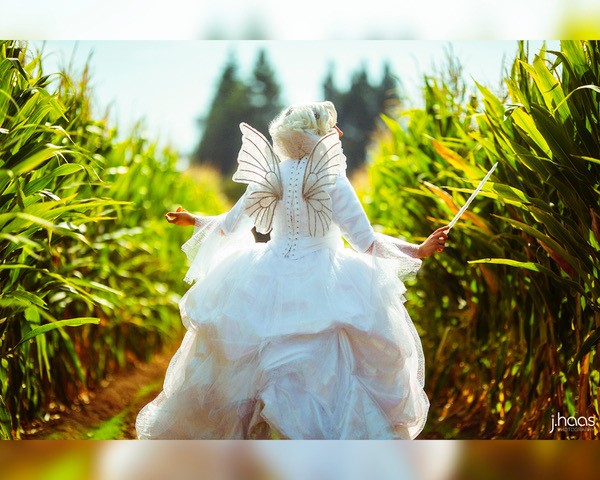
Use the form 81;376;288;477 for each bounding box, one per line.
433;226;449;253
165;211;185;224
166;207;189;224
430;230;448;243
437;234;447;249
432;225;449;244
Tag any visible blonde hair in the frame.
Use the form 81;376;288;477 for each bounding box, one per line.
269;101;338;159
270;101;337;137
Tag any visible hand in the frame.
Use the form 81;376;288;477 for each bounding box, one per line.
417;226;449;258
165;206;196;227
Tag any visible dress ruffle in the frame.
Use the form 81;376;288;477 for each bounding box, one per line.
136;223;429;440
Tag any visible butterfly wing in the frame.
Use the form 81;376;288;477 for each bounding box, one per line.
302;131;346;237
232;123;282;234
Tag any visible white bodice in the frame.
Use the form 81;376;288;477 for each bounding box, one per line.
268;158;338;259
221;158;380;260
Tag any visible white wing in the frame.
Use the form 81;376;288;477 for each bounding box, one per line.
232;123;282;234
302;131;346;237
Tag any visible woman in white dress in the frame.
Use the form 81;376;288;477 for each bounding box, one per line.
135;101;448;440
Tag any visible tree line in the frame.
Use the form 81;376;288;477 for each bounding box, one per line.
192;49;402;175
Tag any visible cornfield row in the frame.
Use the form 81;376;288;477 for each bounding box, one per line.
0;41;228;438
366;40;600;438
2;39;598;440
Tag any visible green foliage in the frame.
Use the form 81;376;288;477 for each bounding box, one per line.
0;41;228;438
366;40;600;438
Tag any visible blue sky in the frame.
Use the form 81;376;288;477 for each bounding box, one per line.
32;40;556;158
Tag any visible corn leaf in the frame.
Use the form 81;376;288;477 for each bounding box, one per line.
8;317;100;352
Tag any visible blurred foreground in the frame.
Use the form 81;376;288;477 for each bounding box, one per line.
0;440;598;480
2;0;600;39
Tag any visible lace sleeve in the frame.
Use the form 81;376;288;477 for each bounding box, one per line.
180;188;254;284
370;233;422;281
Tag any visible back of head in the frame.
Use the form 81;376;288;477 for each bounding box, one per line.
269;101;338;159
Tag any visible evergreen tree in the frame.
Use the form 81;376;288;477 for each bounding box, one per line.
322;62;400;172
192;53;252;174
192;49;283;176
376;62;402;112
339;66;374;172
323;63;341;107
247;49;283;133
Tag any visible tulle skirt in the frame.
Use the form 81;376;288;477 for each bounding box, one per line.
136;224;429;440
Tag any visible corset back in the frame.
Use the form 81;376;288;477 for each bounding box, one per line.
269;158;341;259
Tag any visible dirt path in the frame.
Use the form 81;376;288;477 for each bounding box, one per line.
22;347;175;440
21;343;455;440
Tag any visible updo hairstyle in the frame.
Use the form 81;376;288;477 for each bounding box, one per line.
268;101;338;159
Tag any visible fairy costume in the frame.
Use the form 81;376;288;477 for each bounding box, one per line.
136;107;429;440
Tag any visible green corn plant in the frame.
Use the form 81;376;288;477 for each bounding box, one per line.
0;41;116;438
365;40;599;439
471;40;600;438
0;41;228;438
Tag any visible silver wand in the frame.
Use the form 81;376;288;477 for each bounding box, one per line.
447;162;498;231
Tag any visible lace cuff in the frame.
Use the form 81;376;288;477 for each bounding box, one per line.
181;214;254;285
370;232;422;281
181;215;222;264
194;215;207;228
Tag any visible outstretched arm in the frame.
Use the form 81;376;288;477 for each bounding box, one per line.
331;174;448;258
165;186;253;235
370;225;448;258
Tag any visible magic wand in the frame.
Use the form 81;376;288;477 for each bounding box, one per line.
447;162;498;231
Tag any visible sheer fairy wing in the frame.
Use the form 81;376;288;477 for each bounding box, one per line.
232;123;282;234
302;131;346;237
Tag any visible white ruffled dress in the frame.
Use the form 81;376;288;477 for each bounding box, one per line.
136;154;429;440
